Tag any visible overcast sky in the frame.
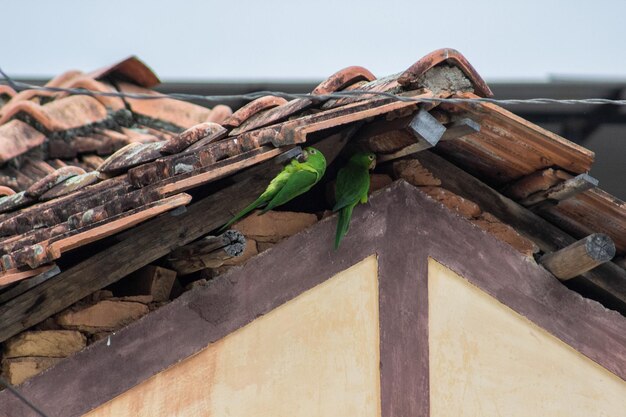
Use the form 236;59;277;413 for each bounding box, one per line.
3;0;626;82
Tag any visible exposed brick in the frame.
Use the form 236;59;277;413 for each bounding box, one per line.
369;174;393;193
56;300;149;333
419;186;481;219
393;159;441;186
232;211;317;243
2;357;62;386
471;212;539;257
3;330;86;359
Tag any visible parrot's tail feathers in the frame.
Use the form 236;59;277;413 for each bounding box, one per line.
218;198;264;232
334;204;354;250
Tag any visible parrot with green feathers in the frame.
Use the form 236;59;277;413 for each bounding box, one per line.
333;152;376;249
220;147;326;231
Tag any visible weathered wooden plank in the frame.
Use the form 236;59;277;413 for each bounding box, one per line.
376;116;481;163
412;151;626;310
521;173;599;207
0;265;60;304
0;155;289;342
502;168;572;200
0;264;58;287
540;234;616;281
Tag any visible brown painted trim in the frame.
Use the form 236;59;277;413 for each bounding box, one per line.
2;181;625;417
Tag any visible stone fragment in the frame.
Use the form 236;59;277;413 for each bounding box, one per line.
3;330;86;359
2;357;62;385
56;300;149;333
232;211;318;243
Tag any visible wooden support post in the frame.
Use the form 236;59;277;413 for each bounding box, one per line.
540;234;616;281
520;173;599;207
411;151;626;312
166;230;246;275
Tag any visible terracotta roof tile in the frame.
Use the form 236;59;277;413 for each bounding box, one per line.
312;65;376;95
88;56;160;88
25;166;86;199
117;82;214;130
222;96;288;128
0;50;625;325
0;120;47;164
0;95;109;132
398;48;493;97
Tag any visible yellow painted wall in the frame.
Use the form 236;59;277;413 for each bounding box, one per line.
85;255;381;417
428;258;626;417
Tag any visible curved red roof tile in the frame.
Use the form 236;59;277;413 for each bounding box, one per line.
398;48;493;97
312;65;376;95
222;96;288;128
88;56;160;88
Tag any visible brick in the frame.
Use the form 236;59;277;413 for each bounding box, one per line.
471;212;539;257
121;265;177;302
393;159;441;186
232;211;318;243
2;357;62;386
3;330;86;359
222;239;259;266
369;174;393;193
111;295;154;304
419;186;481;219
56;300;149;333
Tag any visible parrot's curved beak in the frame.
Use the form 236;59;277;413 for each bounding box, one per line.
369;159;377;170
297;150;309;162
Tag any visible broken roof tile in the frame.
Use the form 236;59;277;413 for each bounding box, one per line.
88;56;160;88
0;120;47;164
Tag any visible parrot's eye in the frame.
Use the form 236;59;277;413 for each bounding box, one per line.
369;155;375;160
309;149;316;154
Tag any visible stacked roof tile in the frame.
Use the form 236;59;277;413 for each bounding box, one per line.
0;49;624;322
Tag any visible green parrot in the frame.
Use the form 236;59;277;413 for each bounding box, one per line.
220;147;326;231
333;152;376;249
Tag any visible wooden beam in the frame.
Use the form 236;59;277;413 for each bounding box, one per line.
412;151;626;311
440;117;481;141
377;115;480;162
0;265;60;304
540;234;616;281
0;155;287;343
166;230;246;275
520;173;599;207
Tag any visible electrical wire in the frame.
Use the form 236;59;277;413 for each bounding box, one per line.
2;67;626;106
